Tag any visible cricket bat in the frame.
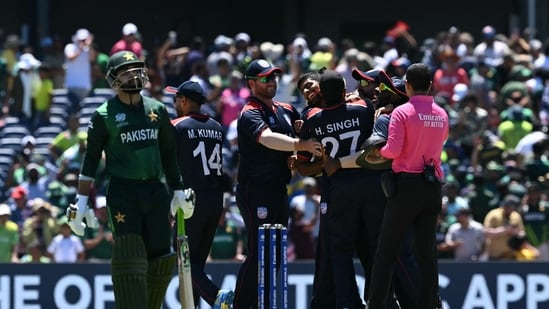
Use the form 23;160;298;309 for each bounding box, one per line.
177;209;194;309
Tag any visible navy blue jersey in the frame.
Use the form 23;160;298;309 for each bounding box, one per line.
299;100;374;162
237;96;300;184
171;112;224;190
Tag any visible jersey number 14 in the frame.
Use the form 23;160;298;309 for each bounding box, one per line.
193;142;222;176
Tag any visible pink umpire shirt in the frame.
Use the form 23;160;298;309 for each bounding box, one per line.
380;95;449;180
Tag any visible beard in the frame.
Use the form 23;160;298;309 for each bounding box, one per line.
259;85;277;99
120;79;143;94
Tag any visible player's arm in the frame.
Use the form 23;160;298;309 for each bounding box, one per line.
159;108;184;191
68;113;105;236
293;117;327;176
258;127;321;156
79;112;107;195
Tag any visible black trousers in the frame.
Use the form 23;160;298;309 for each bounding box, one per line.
186;189;224;306
233;181;289;309
368;173;442;309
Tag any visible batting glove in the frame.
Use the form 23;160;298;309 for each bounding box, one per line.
66;194;98;236
170;189;196;219
66;195;88;236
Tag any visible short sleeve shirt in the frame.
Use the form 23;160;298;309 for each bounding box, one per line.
237;97;300;184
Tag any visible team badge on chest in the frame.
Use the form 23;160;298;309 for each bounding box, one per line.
257;206;268;219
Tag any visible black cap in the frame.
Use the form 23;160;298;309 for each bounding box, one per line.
165;81;206;104
244;59;281;79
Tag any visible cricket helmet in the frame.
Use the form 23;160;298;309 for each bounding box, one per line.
106;51;148;93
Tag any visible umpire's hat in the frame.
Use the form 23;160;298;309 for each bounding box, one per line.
356;115;392;170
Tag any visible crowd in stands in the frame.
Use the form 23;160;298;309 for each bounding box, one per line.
1;20;549;264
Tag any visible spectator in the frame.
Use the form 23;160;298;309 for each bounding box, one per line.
8;186;32;229
110;23;143;59
289;176;320;244
436;210;453;259
19;239;51;263
46;216;85;263
3;52;41;126
208;57;232;106
1;34;22;97
445;207;486;261
441;180;469;225
206;35;233;77
507;232;540;260
473;25;511;68
216;70;249;130
180;35;206;82
451;91;488;158
48;113;87;161
32;63;54;130
0;203;19;262
20;162;50;200
519;182;549;259
523;139;549;182
155;31;189;88
497;104;534;150
209;204;245;261
22;198;58;253
64;28;95;113
483;194;525;260
466;174;499;223
288;202;316;260
40;35;65;89
56;131;87;177
432;47;470;104
233;32;252;70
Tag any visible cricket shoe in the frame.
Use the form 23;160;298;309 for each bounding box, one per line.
213;289;234;309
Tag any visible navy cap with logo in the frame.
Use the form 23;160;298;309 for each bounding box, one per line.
165;81;206;104
378;70;408;99
245;59;281;79
391;76;407;96
351;68;378;83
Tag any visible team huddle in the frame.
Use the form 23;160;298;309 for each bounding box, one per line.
66;50;448;309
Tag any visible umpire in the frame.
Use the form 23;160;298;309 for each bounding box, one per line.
367;63;449;309
233;59;322;309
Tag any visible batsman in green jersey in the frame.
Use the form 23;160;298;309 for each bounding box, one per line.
66;50;195;309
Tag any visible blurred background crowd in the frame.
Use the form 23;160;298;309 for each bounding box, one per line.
1;20;549;264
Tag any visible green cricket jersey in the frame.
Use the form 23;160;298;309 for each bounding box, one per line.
80;96;183;190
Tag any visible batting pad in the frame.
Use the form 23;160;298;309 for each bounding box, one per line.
111;234;148;309
147;253;177;309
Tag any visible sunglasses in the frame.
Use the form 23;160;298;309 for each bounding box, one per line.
379;82;397;95
251;74;277;83
359;79;370;87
